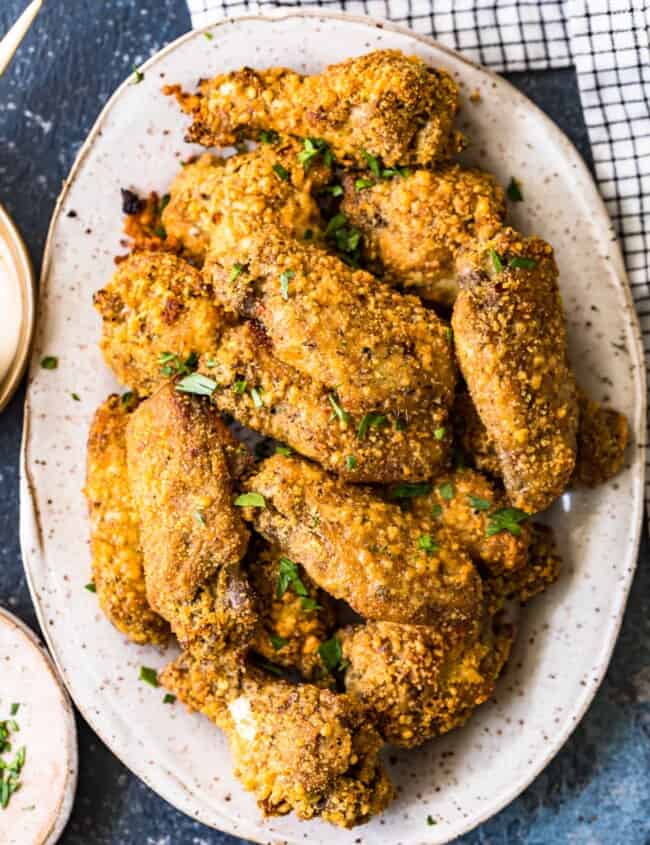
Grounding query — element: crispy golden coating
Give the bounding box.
[121,190,184,257]
[242,454,482,628]
[170,50,463,167]
[573,388,629,486]
[247,541,336,680]
[453,390,502,478]
[486,522,562,609]
[162,141,330,263]
[340,615,513,749]
[161,652,394,827]
[204,220,456,415]
[452,228,579,513]
[94,251,225,394]
[126,383,256,657]
[407,467,531,574]
[200,322,451,483]
[341,165,505,304]
[84,393,171,645]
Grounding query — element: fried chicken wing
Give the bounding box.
[161,652,394,827]
[199,322,451,483]
[452,228,579,512]
[247,540,336,680]
[170,50,463,167]
[126,383,256,657]
[204,220,456,415]
[162,140,330,263]
[241,454,482,628]
[84,393,171,645]
[340,614,513,749]
[94,250,225,394]
[406,467,531,574]
[341,165,505,305]
[573,388,629,486]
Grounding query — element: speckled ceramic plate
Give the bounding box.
[19,12,646,845]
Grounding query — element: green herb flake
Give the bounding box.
[509,255,537,270]
[176,373,218,397]
[250,386,263,408]
[139,666,159,687]
[121,391,135,406]
[467,495,491,511]
[362,149,381,179]
[298,137,333,170]
[203,30,214,40]
[394,416,407,431]
[322,184,343,197]
[279,269,295,301]
[328,393,350,425]
[388,482,432,500]
[272,163,290,181]
[507,177,523,202]
[488,248,504,273]
[319,636,344,672]
[234,492,266,509]
[301,597,323,612]
[275,444,292,456]
[325,213,346,236]
[259,129,280,144]
[193,510,206,527]
[233,379,247,395]
[431,503,443,519]
[276,557,309,599]
[445,326,453,342]
[163,694,176,704]
[270,635,288,651]
[355,178,375,190]
[382,166,411,179]
[40,356,58,370]
[345,455,357,470]
[438,481,455,501]
[427,814,437,826]
[418,534,439,555]
[486,507,529,537]
[84,582,96,593]
[303,228,314,240]
[131,65,144,85]
[229,262,245,282]
[357,413,387,441]
[434,426,446,440]
[259,659,284,676]
[71,392,80,402]
[9,706,19,718]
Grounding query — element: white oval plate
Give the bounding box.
[20,12,646,845]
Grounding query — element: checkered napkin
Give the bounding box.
[188,0,650,508]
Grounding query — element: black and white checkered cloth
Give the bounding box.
[188,0,650,508]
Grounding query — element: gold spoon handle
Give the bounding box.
[0,0,42,78]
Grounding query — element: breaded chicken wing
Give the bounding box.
[406,467,531,574]
[453,228,579,512]
[85,393,171,645]
[94,251,225,394]
[160,652,394,827]
[126,383,256,657]
[341,165,505,304]
[198,322,452,483]
[169,50,463,167]
[162,140,331,263]
[204,220,456,415]
[241,454,482,629]
[573,388,629,486]
[340,614,513,749]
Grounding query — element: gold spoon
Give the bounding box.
[0,0,42,77]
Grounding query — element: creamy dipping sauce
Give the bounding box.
[0,235,22,385]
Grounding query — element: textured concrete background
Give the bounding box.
[0,2,648,843]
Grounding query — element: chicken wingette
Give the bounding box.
[573,388,629,486]
[126,382,256,658]
[452,228,579,512]
[84,393,171,645]
[169,49,463,167]
[160,652,394,827]
[204,220,456,415]
[240,454,482,629]
[341,165,505,305]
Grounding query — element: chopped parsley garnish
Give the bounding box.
[362,149,381,179]
[40,356,58,370]
[486,507,529,537]
[298,137,334,170]
[158,351,198,377]
[438,481,455,501]
[418,534,439,555]
[301,597,322,612]
[318,636,345,672]
[131,65,144,84]
[322,184,343,197]
[275,444,292,456]
[324,212,362,264]
[9,705,19,718]
[272,163,289,181]
[445,326,453,342]
[279,269,295,301]
[163,694,176,704]
[233,379,247,395]
[276,557,309,598]
[270,634,288,651]
[85,582,96,593]
[357,413,387,440]
[139,666,159,687]
[328,393,350,424]
[488,248,504,273]
[388,482,432,500]
[259,659,284,676]
[345,455,358,470]
[431,504,443,519]
[467,495,491,511]
[394,416,407,431]
[259,129,280,144]
[250,386,263,408]
[325,213,346,236]
[303,228,314,240]
[382,166,411,179]
[71,392,80,402]
[355,178,374,190]
[121,391,135,406]
[229,262,245,282]
[203,31,214,40]
[509,255,537,270]
[507,177,523,202]
[427,814,437,826]
[234,492,266,508]
[434,426,446,440]
[193,510,206,527]
[175,373,218,396]
[0,712,26,810]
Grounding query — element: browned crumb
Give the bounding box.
[573,388,629,486]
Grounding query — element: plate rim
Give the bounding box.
[19,10,647,845]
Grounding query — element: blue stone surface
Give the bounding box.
[0,2,648,843]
